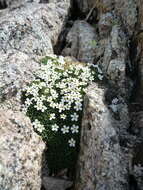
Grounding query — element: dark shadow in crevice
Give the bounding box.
[0,1,7,9]
[54,0,85,55]
[39,0,49,4]
[129,175,141,190]
[40,147,49,190]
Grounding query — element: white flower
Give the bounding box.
[61,125,69,134]
[74,102,82,111]
[32,119,44,133]
[68,138,76,147]
[34,99,47,112]
[112,98,118,104]
[71,125,79,134]
[71,113,79,121]
[51,124,59,132]
[60,114,66,120]
[25,98,31,107]
[49,113,56,120]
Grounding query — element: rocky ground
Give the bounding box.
[1,0,143,190]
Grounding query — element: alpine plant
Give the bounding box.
[21,55,102,173]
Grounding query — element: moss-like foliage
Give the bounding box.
[21,55,102,174]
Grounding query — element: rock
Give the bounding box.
[62,20,97,63]
[0,0,71,101]
[0,0,70,56]
[0,109,45,190]
[42,177,73,190]
[98,12,113,38]
[76,0,113,14]
[0,51,40,102]
[0,1,71,189]
[0,0,48,10]
[74,1,135,188]
[114,0,137,36]
[75,84,129,190]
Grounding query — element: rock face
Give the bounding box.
[75,84,129,190]
[64,0,143,189]
[42,177,73,190]
[0,51,39,102]
[0,1,71,190]
[0,0,71,101]
[62,20,97,63]
[0,109,45,190]
[0,1,70,56]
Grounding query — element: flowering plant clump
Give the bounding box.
[21,55,102,173]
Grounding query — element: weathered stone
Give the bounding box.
[0,0,71,101]
[74,1,137,188]
[0,1,71,189]
[98,13,113,38]
[76,0,113,14]
[42,177,73,190]
[0,0,70,56]
[62,20,97,63]
[75,84,129,190]
[0,109,45,190]
[0,51,40,101]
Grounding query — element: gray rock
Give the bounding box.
[0,0,71,101]
[0,0,70,56]
[0,1,71,190]
[62,20,97,63]
[98,13,113,38]
[42,177,73,190]
[0,109,45,190]
[0,51,40,102]
[75,84,129,190]
[74,1,137,189]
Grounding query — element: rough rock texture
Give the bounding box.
[0,109,45,190]
[0,1,70,56]
[69,0,143,189]
[42,177,73,190]
[0,1,71,190]
[75,84,129,190]
[0,0,71,102]
[62,20,97,63]
[0,51,39,102]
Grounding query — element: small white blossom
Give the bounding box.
[51,124,59,132]
[61,125,69,134]
[23,55,96,149]
[49,113,56,120]
[32,119,44,133]
[25,98,32,107]
[71,113,79,121]
[74,102,82,111]
[112,98,118,104]
[68,138,76,147]
[60,114,66,120]
[71,125,79,134]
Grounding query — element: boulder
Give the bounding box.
[75,84,129,190]
[0,51,40,102]
[0,0,71,101]
[0,1,71,189]
[0,0,70,56]
[0,109,45,190]
[62,20,97,63]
